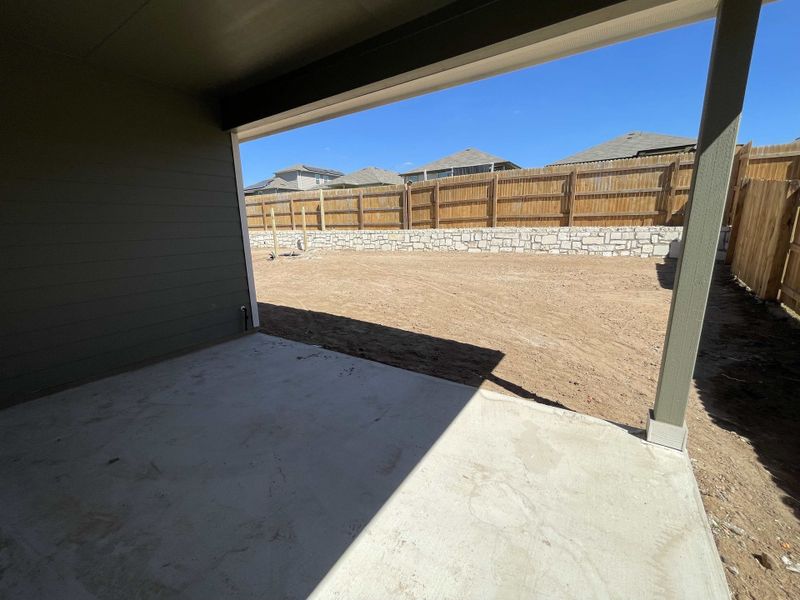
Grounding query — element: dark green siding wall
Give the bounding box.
[0,43,252,404]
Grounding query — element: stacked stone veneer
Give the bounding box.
[250,226,731,260]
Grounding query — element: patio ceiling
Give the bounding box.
[0,0,722,139]
[0,0,452,94]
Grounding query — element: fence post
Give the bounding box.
[433,181,440,229]
[665,157,682,225]
[301,206,308,251]
[289,198,296,230]
[357,191,364,229]
[403,184,411,230]
[726,178,750,263]
[270,208,279,258]
[724,141,752,225]
[725,142,752,263]
[318,190,326,231]
[408,187,413,230]
[261,198,268,231]
[566,170,577,226]
[401,185,406,229]
[491,172,499,227]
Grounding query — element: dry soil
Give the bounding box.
[253,249,800,600]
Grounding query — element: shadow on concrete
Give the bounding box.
[661,261,800,517]
[0,331,499,598]
[258,302,569,411]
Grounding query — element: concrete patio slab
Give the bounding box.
[0,334,727,599]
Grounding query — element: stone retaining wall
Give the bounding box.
[250,226,731,260]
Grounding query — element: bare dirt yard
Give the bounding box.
[253,248,800,599]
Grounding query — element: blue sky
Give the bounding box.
[241,1,799,185]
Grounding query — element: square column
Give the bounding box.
[648,0,761,450]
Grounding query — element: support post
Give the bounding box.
[648,0,761,451]
[357,191,364,229]
[262,199,268,231]
[289,197,296,230]
[318,190,326,231]
[566,170,577,227]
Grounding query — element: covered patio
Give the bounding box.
[1,0,768,597]
[0,334,727,598]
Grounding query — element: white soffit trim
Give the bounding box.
[235,0,717,141]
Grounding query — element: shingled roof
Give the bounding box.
[550,132,696,165]
[242,176,298,194]
[401,148,519,175]
[274,164,343,176]
[325,167,403,188]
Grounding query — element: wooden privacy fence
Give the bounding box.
[246,186,406,231]
[728,178,800,314]
[406,153,694,228]
[245,140,800,232]
[246,153,696,231]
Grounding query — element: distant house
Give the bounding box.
[244,164,343,195]
[550,131,696,165]
[401,148,520,183]
[324,167,403,189]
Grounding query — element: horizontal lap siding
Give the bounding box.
[0,43,250,403]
